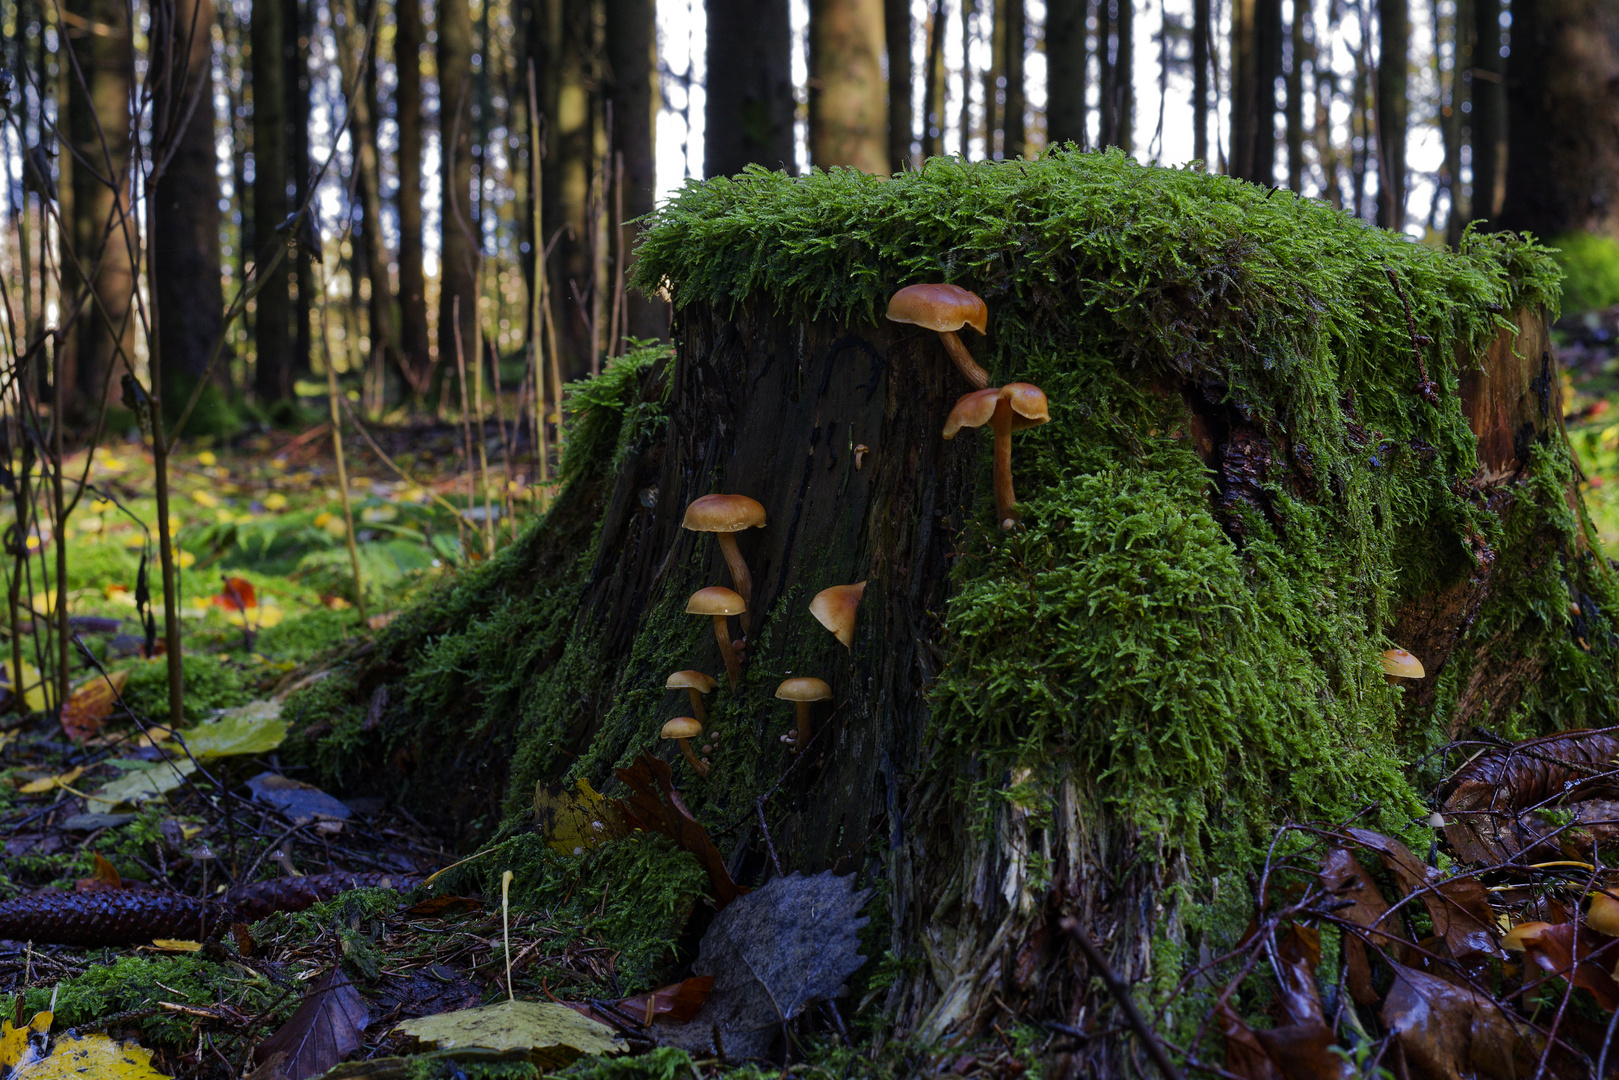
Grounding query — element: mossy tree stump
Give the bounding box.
[309,153,1615,1077]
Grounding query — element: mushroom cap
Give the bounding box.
[666,670,718,693]
[776,676,833,702]
[661,716,704,740]
[1589,891,1619,937]
[1000,383,1049,430]
[1500,920,1553,953]
[1379,648,1425,679]
[943,388,1001,439]
[687,586,747,616]
[683,493,767,533]
[886,283,988,335]
[810,582,866,648]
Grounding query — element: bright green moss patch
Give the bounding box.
[120,654,250,722]
[25,954,286,1045]
[1549,231,1619,314]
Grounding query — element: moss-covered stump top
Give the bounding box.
[625,149,1608,855]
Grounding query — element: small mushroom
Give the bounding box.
[886,284,991,389]
[810,582,866,649]
[944,383,1050,528]
[687,586,747,688]
[1589,891,1619,936]
[660,716,709,777]
[776,677,832,754]
[1500,920,1554,953]
[683,494,767,634]
[666,670,718,723]
[1380,648,1425,685]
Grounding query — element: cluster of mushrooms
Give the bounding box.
[658,493,866,776]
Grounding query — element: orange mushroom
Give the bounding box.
[776,677,832,754]
[1380,648,1425,685]
[810,582,866,649]
[687,587,746,689]
[944,383,1050,528]
[683,494,767,634]
[666,670,718,723]
[886,284,991,389]
[661,717,709,777]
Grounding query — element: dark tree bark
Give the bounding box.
[1230,0,1279,181]
[1376,0,1409,229]
[1047,0,1086,148]
[1097,0,1132,151]
[396,0,431,390]
[291,0,313,384]
[338,0,395,385]
[438,0,480,376]
[1001,0,1025,157]
[251,0,292,404]
[1497,0,1619,239]
[1286,0,1307,190]
[809,0,888,171]
[1469,0,1505,222]
[923,0,945,159]
[61,0,135,417]
[885,0,915,171]
[706,0,795,176]
[1193,0,1210,165]
[984,0,1000,156]
[150,0,225,421]
[604,0,666,341]
[1442,0,1468,246]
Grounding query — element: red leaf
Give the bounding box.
[617,975,714,1025]
[74,853,124,893]
[215,577,258,612]
[1516,920,1619,1011]
[613,753,746,908]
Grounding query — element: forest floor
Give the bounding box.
[4,305,1619,1079]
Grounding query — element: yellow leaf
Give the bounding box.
[91,500,115,514]
[534,778,624,855]
[395,1000,624,1070]
[19,766,85,794]
[0,1011,53,1073]
[28,590,58,618]
[262,492,289,511]
[196,451,217,467]
[323,516,348,538]
[175,550,196,569]
[190,490,219,509]
[98,455,127,471]
[313,511,333,528]
[12,1030,170,1079]
[4,658,48,713]
[147,939,203,952]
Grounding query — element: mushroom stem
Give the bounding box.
[793,701,814,754]
[938,330,991,390]
[716,533,753,635]
[713,615,742,689]
[687,688,707,724]
[675,737,710,777]
[991,398,1017,527]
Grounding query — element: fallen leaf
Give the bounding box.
[179,700,287,758]
[1343,828,1497,961]
[0,1011,53,1074]
[11,1031,171,1079]
[247,772,352,823]
[658,871,870,1059]
[1252,1023,1347,1080]
[567,976,715,1028]
[535,777,628,855]
[614,753,745,907]
[89,757,199,807]
[1514,920,1619,1010]
[76,852,124,892]
[60,670,130,742]
[393,999,625,1069]
[253,968,369,1080]
[147,939,203,952]
[214,577,256,612]
[1441,729,1619,863]
[1270,924,1327,1027]
[1320,847,1394,1004]
[18,766,85,795]
[2,658,48,714]
[1219,1005,1282,1080]
[1381,962,1533,1080]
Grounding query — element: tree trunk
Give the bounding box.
[545,0,598,381]
[1001,0,1026,158]
[1046,0,1086,149]
[604,0,666,342]
[339,0,395,386]
[923,0,945,159]
[884,0,915,171]
[1442,0,1468,246]
[150,0,225,426]
[808,0,888,171]
[1376,0,1408,230]
[1497,0,1619,239]
[396,0,431,392]
[251,0,292,405]
[61,0,135,420]
[1469,0,1504,222]
[1286,0,1307,191]
[705,0,795,177]
[438,0,480,380]
[1230,0,1278,181]
[291,0,314,385]
[1193,0,1209,165]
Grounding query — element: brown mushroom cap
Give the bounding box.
[775,677,833,702]
[1001,383,1050,430]
[1379,648,1425,679]
[666,670,718,693]
[661,717,704,740]
[682,494,767,534]
[943,388,1001,439]
[886,283,988,335]
[687,586,746,616]
[810,582,866,648]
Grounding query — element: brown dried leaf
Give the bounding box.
[1343,828,1496,960]
[75,853,124,893]
[613,753,745,908]
[1320,847,1393,1004]
[1381,962,1531,1080]
[565,976,715,1028]
[253,968,369,1080]
[59,670,128,742]
[1219,1006,1282,1080]
[1517,920,1619,1011]
[1252,1023,1349,1080]
[1270,924,1325,1027]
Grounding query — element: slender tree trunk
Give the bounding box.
[1497,0,1619,239]
[1469,0,1504,221]
[395,0,430,392]
[1441,0,1467,246]
[1097,0,1115,146]
[1193,0,1209,165]
[885,0,914,170]
[1047,0,1086,148]
[150,0,225,427]
[604,0,664,341]
[1114,0,1133,153]
[291,0,313,382]
[251,0,291,404]
[438,0,480,378]
[706,0,795,176]
[1000,0,1026,157]
[961,0,978,152]
[1286,0,1307,190]
[1230,0,1254,176]
[546,0,599,381]
[809,0,888,171]
[342,0,395,382]
[61,0,135,419]
[923,0,945,158]
[1376,0,1408,230]
[984,0,1001,157]
[1315,29,1341,208]
[1351,29,1370,217]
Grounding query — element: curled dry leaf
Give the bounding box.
[1343,828,1496,961]
[613,752,745,907]
[1381,962,1534,1080]
[252,968,370,1080]
[1514,919,1619,1011]
[565,975,715,1028]
[1320,847,1394,1005]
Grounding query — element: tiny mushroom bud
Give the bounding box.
[661,716,709,777]
[811,582,866,649]
[1380,648,1425,685]
[886,284,991,389]
[776,677,832,754]
[687,586,747,689]
[666,669,718,723]
[683,494,767,634]
[944,383,1050,528]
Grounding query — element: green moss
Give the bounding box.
[1549,231,1619,313]
[120,653,250,722]
[24,954,285,1045]
[255,607,355,664]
